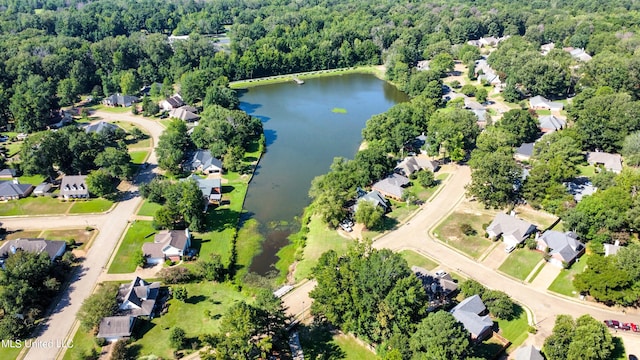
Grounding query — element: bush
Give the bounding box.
[528,326,538,334]
[460,223,476,236]
[95,337,107,347]
[158,266,191,284]
[169,327,186,349]
[460,84,476,97]
[525,237,537,250]
[450,80,461,89]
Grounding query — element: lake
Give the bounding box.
[239,73,408,275]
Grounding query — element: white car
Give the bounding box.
[435,269,448,277]
[505,244,516,253]
[339,223,353,232]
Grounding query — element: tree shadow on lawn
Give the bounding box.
[203,208,241,232]
[298,322,346,360]
[186,295,207,304]
[133,319,156,341]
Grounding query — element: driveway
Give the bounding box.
[529,263,562,291]
[481,243,510,270]
[16,112,165,360]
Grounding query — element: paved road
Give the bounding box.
[13,112,165,360]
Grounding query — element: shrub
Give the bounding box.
[460,84,477,97]
[169,327,186,349]
[450,80,461,89]
[95,337,107,347]
[525,237,537,250]
[158,266,191,284]
[460,223,476,236]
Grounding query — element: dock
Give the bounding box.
[293,77,304,85]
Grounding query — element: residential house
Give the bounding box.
[117,277,161,317]
[566,177,596,202]
[416,60,430,71]
[529,96,564,111]
[0,180,34,200]
[464,98,485,110]
[467,36,509,48]
[486,213,537,247]
[475,59,502,87]
[60,175,89,199]
[513,345,544,360]
[604,240,622,257]
[412,266,458,299]
[33,182,52,196]
[140,83,162,96]
[395,156,439,176]
[564,47,592,62]
[142,229,191,264]
[587,151,623,173]
[0,238,66,264]
[538,115,566,133]
[160,94,185,111]
[450,295,494,341]
[169,106,200,122]
[371,173,410,200]
[0,168,17,179]
[514,142,535,162]
[354,188,389,213]
[540,43,555,56]
[103,93,139,107]
[183,174,221,205]
[187,150,223,174]
[470,109,488,125]
[97,316,136,343]
[84,121,119,135]
[413,133,428,154]
[537,230,585,267]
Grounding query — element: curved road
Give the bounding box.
[1,111,166,360]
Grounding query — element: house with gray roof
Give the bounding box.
[160,94,185,111]
[103,93,139,107]
[0,238,66,264]
[412,266,458,299]
[187,150,223,174]
[538,115,566,133]
[97,316,136,343]
[371,173,410,200]
[84,121,119,135]
[486,213,537,247]
[169,106,200,122]
[529,95,564,111]
[537,230,584,267]
[395,156,439,176]
[564,47,592,62]
[515,142,535,162]
[475,59,502,87]
[587,151,623,173]
[354,188,389,212]
[60,175,89,199]
[117,277,160,317]
[142,229,191,264]
[470,109,488,125]
[541,42,555,55]
[0,180,33,200]
[566,177,596,202]
[514,345,544,360]
[450,295,494,341]
[183,175,221,205]
[0,168,17,179]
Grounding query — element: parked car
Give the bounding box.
[621,323,633,331]
[435,270,448,277]
[339,223,352,232]
[604,320,620,328]
[631,323,639,332]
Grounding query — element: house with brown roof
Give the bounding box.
[60,175,89,199]
[371,173,410,200]
[160,94,185,111]
[486,213,537,248]
[586,151,623,173]
[169,106,200,122]
[142,229,191,264]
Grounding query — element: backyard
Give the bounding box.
[498,249,543,280]
[107,221,156,274]
[298,325,378,360]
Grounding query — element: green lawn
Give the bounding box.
[68,198,114,214]
[548,254,590,297]
[107,221,156,274]
[535,109,552,116]
[0,197,73,216]
[17,174,45,185]
[234,218,265,279]
[62,327,101,360]
[298,325,378,360]
[92,104,133,113]
[129,150,150,164]
[137,200,162,217]
[400,250,439,270]
[333,334,378,359]
[294,215,353,282]
[127,138,152,149]
[40,228,94,247]
[3,141,23,157]
[499,249,543,280]
[578,164,597,178]
[0,345,24,360]
[497,304,530,350]
[433,211,495,259]
[131,282,248,359]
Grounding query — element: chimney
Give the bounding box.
[12,178,19,185]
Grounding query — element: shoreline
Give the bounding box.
[230,65,386,89]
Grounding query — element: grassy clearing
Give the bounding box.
[40,228,94,246]
[137,200,162,217]
[498,304,530,350]
[92,104,132,113]
[131,282,247,359]
[0,197,72,216]
[499,249,543,280]
[107,221,156,274]
[294,215,353,282]
[515,206,558,229]
[233,218,264,279]
[333,334,378,359]
[400,250,438,270]
[298,325,378,360]
[0,346,24,360]
[332,107,347,114]
[3,230,42,240]
[230,66,384,89]
[68,198,114,214]
[17,174,45,185]
[535,109,552,116]
[3,141,23,157]
[129,150,150,164]
[548,254,590,297]
[578,164,597,178]
[433,211,495,259]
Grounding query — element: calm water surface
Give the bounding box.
[239,73,408,275]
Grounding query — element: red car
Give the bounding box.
[621,323,632,331]
[630,323,639,332]
[604,320,620,328]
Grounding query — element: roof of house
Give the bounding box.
[169,107,200,121]
[143,229,191,259]
[464,98,485,110]
[117,277,160,316]
[565,47,592,62]
[355,188,389,211]
[60,175,89,196]
[529,96,564,110]
[0,168,17,177]
[450,295,493,338]
[604,242,622,257]
[514,345,544,360]
[566,177,596,202]
[372,173,410,199]
[162,94,185,108]
[540,230,584,263]
[395,156,438,176]
[190,150,223,171]
[0,238,66,261]
[85,121,119,134]
[538,115,566,131]
[34,182,51,193]
[416,60,430,71]
[0,181,33,198]
[104,93,139,106]
[411,266,458,295]
[184,175,221,201]
[486,213,537,244]
[470,109,487,122]
[515,143,535,158]
[97,316,135,339]
[586,151,623,173]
